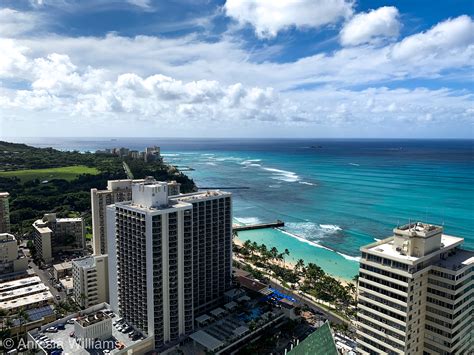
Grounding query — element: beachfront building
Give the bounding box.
[145,145,161,162]
[33,213,85,263]
[356,222,473,355]
[0,233,28,275]
[91,178,180,255]
[72,254,109,308]
[106,182,232,350]
[0,192,10,233]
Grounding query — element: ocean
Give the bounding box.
[8,137,474,280]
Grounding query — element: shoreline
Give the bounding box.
[233,236,353,286]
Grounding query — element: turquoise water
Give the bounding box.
[236,228,359,280]
[11,138,474,280]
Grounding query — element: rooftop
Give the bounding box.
[0,233,16,243]
[434,248,474,271]
[53,261,72,271]
[0,276,42,292]
[172,190,230,203]
[73,256,97,269]
[56,217,83,223]
[77,310,110,327]
[288,322,338,355]
[0,283,49,302]
[1,289,53,311]
[29,303,149,355]
[0,192,9,198]
[363,234,463,263]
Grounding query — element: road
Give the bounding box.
[123,161,134,179]
[29,260,66,304]
[266,278,348,325]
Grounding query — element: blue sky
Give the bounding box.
[0,0,473,138]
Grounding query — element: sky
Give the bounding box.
[0,0,473,138]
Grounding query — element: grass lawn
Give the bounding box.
[0,165,100,182]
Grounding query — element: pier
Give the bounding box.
[198,186,250,190]
[233,220,284,231]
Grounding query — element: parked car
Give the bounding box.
[45,327,58,333]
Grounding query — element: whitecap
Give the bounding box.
[205,162,217,166]
[262,167,299,182]
[349,163,360,166]
[319,224,342,232]
[234,217,261,225]
[336,252,360,262]
[277,229,333,251]
[299,181,316,186]
[161,153,180,157]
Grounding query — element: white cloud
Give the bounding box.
[0,8,473,137]
[340,6,400,46]
[0,8,42,37]
[392,15,474,60]
[224,0,353,38]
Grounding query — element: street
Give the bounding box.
[29,259,66,304]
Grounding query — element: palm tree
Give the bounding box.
[281,248,290,267]
[295,259,305,275]
[270,247,279,261]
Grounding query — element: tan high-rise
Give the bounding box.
[356,222,473,355]
[0,192,10,233]
[91,178,180,255]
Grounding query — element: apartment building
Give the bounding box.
[33,213,85,263]
[106,182,232,350]
[0,233,28,275]
[174,191,233,313]
[356,222,473,355]
[91,178,180,255]
[0,192,10,233]
[72,254,109,308]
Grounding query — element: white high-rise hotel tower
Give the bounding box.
[356,222,473,355]
[107,182,232,349]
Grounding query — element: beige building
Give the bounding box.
[53,261,72,281]
[33,213,85,263]
[356,222,473,355]
[0,192,10,233]
[72,254,109,308]
[0,276,54,314]
[0,233,28,275]
[91,178,180,255]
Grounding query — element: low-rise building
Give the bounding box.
[75,310,113,346]
[33,213,85,263]
[0,276,54,314]
[28,303,155,355]
[59,276,74,295]
[53,261,72,281]
[72,254,109,308]
[0,233,28,275]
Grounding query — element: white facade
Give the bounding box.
[106,182,232,351]
[356,222,473,355]
[74,311,112,344]
[0,233,28,275]
[72,254,109,308]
